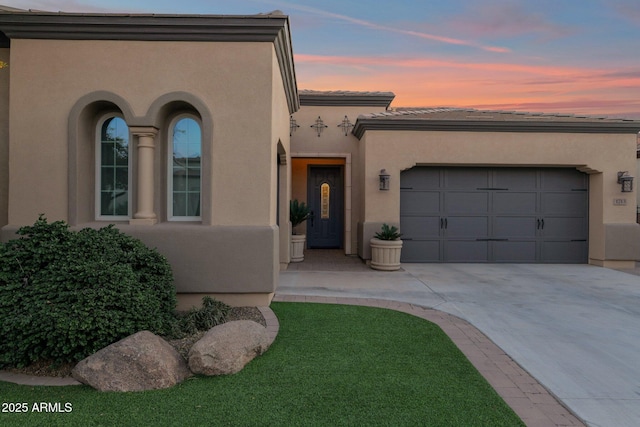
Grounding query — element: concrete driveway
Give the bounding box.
[278,263,640,427]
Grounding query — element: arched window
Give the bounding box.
[169,116,201,220]
[96,115,130,219]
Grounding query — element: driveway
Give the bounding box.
[278,263,640,427]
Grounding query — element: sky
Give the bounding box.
[3,0,640,118]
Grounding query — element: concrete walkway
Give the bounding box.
[278,260,640,427]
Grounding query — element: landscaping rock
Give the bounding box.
[188,320,270,376]
[72,331,192,392]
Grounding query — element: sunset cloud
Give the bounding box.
[295,53,640,118]
[2,0,638,118]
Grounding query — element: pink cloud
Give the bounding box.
[295,53,640,118]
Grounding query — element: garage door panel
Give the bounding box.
[543,217,588,239]
[447,216,489,238]
[402,240,440,262]
[401,215,441,238]
[445,240,489,262]
[446,169,489,188]
[494,216,537,238]
[495,168,537,189]
[493,241,537,262]
[445,192,489,213]
[543,169,588,190]
[541,241,588,263]
[400,191,440,214]
[493,192,537,214]
[543,192,587,215]
[402,168,440,189]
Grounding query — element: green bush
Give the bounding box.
[0,216,177,367]
[176,296,230,337]
[374,223,403,241]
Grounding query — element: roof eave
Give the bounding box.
[0,11,300,113]
[0,13,288,42]
[299,93,395,108]
[352,118,640,139]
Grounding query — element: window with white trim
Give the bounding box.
[169,116,202,220]
[96,115,131,219]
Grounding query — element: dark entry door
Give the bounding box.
[307,166,343,248]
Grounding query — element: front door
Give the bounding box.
[307,166,343,248]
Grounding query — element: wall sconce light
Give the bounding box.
[310,116,328,137]
[379,169,390,190]
[618,171,634,192]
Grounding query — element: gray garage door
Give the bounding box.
[400,167,588,263]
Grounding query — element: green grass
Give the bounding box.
[0,303,524,426]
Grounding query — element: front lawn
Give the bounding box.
[0,302,523,426]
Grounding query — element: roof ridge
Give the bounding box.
[366,107,638,122]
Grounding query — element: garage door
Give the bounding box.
[400,167,588,263]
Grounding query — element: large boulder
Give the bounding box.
[72,331,192,392]
[188,320,270,376]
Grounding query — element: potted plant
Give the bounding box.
[370,223,403,271]
[290,199,311,262]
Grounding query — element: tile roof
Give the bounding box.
[353,107,640,138]
[362,107,639,123]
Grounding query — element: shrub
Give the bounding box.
[374,223,403,241]
[0,216,177,367]
[176,296,230,337]
[290,199,311,229]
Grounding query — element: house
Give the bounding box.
[1,7,639,308]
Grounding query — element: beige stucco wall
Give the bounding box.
[7,39,277,226]
[270,51,293,266]
[290,104,387,254]
[358,130,640,264]
[0,47,9,229]
[3,38,292,301]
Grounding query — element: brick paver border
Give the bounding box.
[273,294,586,427]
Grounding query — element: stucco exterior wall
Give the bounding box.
[0,47,8,229]
[270,49,293,266]
[7,39,277,226]
[3,37,292,303]
[358,130,640,265]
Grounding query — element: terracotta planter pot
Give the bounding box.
[290,234,306,262]
[370,238,403,271]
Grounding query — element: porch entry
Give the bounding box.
[307,166,344,248]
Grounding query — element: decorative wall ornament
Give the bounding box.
[338,115,354,136]
[310,116,328,137]
[289,115,300,136]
